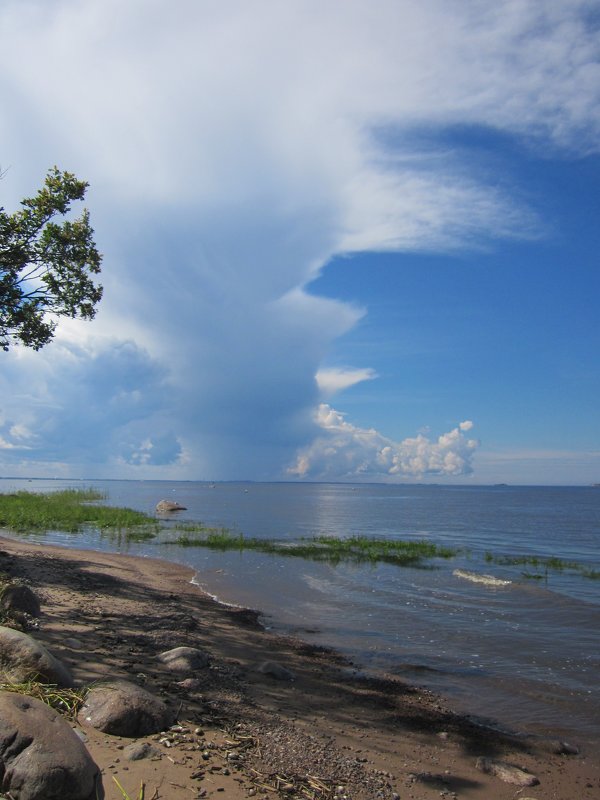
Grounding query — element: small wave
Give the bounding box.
[453,569,511,587]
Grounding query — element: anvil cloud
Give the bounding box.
[0,1,598,481]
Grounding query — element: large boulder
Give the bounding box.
[0,584,41,617]
[0,691,103,800]
[78,680,172,737]
[0,627,72,686]
[157,646,210,673]
[155,500,187,513]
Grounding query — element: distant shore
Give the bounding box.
[0,534,598,800]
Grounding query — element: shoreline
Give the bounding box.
[0,534,598,800]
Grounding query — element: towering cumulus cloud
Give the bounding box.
[0,1,598,479]
[289,407,478,480]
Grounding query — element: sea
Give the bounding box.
[1,478,599,748]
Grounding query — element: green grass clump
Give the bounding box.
[167,528,457,567]
[0,679,88,718]
[0,489,157,539]
[485,551,599,580]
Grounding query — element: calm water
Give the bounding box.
[1,479,599,746]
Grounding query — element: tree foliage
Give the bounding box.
[0,167,103,351]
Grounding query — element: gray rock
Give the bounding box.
[0,585,41,617]
[174,677,202,691]
[476,757,539,786]
[155,500,187,513]
[78,680,172,737]
[546,739,580,756]
[63,638,84,650]
[123,741,161,761]
[158,646,210,673]
[0,691,103,800]
[0,627,72,686]
[256,661,295,681]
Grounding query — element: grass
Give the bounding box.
[0,489,158,539]
[113,778,145,800]
[167,528,458,567]
[0,679,88,718]
[484,551,600,580]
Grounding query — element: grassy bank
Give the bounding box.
[0,489,157,539]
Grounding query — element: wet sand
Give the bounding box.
[0,535,597,800]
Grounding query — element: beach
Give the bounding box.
[0,535,597,800]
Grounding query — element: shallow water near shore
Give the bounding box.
[1,478,599,747]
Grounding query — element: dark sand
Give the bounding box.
[0,535,597,800]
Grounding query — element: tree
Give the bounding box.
[0,167,103,351]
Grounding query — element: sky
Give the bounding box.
[0,0,599,485]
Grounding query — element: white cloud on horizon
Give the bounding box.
[0,1,598,480]
[288,405,478,480]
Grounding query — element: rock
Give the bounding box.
[174,677,202,691]
[256,661,295,681]
[476,757,539,786]
[545,739,580,756]
[155,500,187,513]
[0,585,41,617]
[63,638,84,650]
[123,741,161,761]
[158,646,210,673]
[0,626,73,686]
[78,680,172,737]
[0,691,103,800]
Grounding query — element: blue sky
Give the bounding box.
[0,0,599,484]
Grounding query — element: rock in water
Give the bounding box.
[155,500,187,513]
[476,757,539,786]
[78,680,172,737]
[0,691,103,800]
[0,626,72,686]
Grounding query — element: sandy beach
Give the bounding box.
[0,535,597,800]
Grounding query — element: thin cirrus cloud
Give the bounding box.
[0,1,598,479]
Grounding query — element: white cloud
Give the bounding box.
[288,405,479,480]
[0,1,597,479]
[316,367,378,398]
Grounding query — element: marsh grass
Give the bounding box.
[0,489,158,538]
[168,528,457,567]
[485,551,599,579]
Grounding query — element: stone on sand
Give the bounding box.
[0,584,41,617]
[0,691,102,800]
[123,741,162,761]
[256,660,295,680]
[158,646,210,673]
[476,757,539,786]
[0,626,72,686]
[78,680,172,737]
